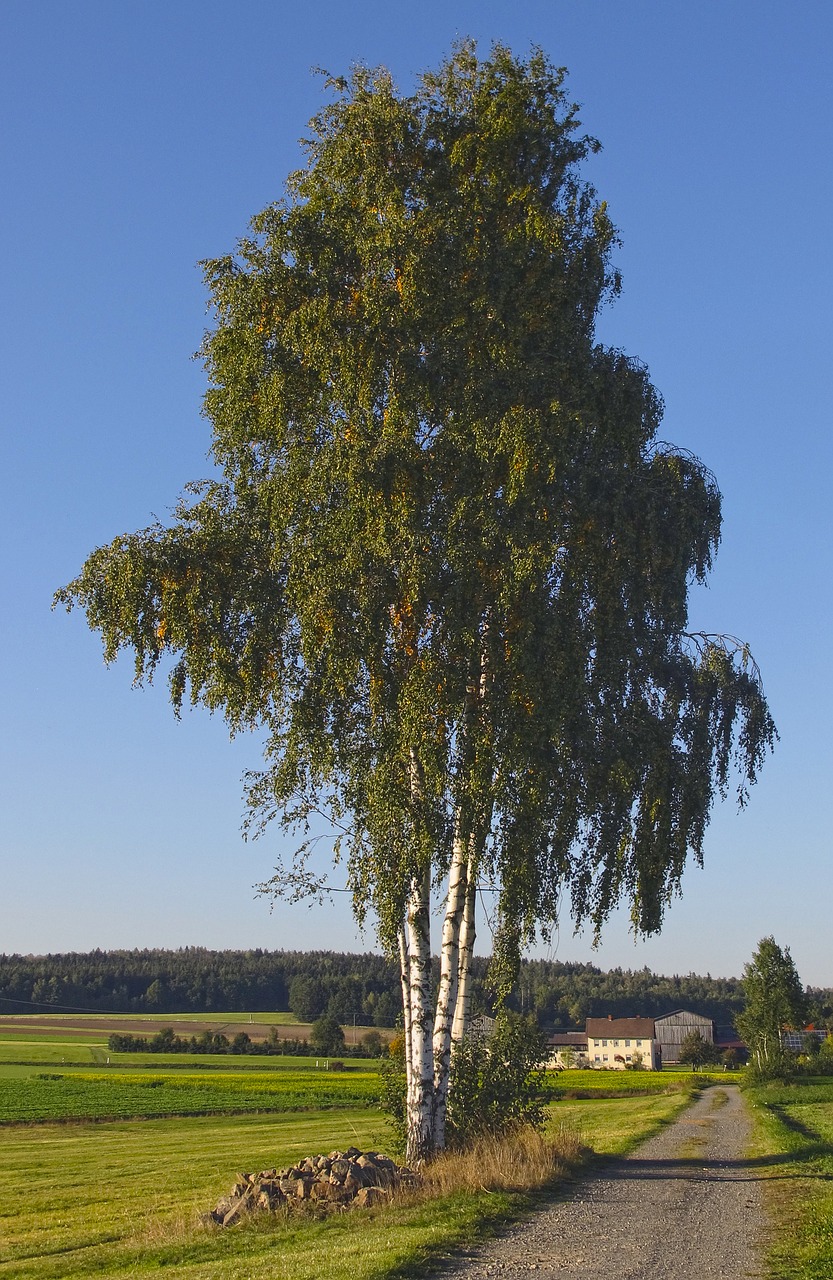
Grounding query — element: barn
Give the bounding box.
[654,1009,716,1064]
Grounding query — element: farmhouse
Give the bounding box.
[468,1014,497,1040]
[546,1030,589,1068]
[548,1009,739,1070]
[585,1016,660,1069]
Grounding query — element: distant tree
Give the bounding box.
[678,1028,715,1070]
[816,1035,833,1075]
[736,937,806,1077]
[149,1026,176,1052]
[144,979,165,1010]
[310,1013,346,1056]
[288,975,326,1022]
[361,1029,383,1057]
[371,991,400,1029]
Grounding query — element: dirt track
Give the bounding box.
[439,1085,763,1279]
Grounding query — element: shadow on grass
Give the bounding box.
[767,1104,827,1145]
[594,1149,833,1182]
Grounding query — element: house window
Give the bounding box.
[594,1055,600,1062]
[602,1039,608,1047]
[613,1040,619,1047]
[603,1054,609,1062]
[625,1039,631,1047]
[635,1039,642,1047]
[626,1055,632,1061]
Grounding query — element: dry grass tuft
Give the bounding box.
[422,1124,585,1197]
[140,1126,586,1248]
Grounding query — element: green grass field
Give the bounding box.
[0,1014,710,1279]
[548,1067,724,1097]
[0,1108,387,1279]
[0,1085,697,1279]
[746,1077,833,1280]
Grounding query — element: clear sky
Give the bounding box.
[2,2,831,987]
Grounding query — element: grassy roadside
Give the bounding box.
[550,1085,697,1157]
[0,1082,701,1279]
[745,1079,833,1279]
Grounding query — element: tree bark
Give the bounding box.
[397,927,412,1083]
[431,823,469,1149]
[452,859,477,1042]
[405,866,434,1165]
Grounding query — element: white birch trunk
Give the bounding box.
[397,927,412,1083]
[451,861,476,1042]
[448,613,489,1047]
[405,866,434,1164]
[430,823,469,1149]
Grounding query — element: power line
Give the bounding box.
[0,994,130,1015]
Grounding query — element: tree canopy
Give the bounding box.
[57,43,776,1158]
[677,1028,719,1069]
[737,936,806,1076]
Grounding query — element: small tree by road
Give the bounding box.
[678,1029,718,1070]
[736,937,806,1078]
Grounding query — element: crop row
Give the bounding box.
[0,1069,379,1124]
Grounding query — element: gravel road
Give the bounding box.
[437,1085,764,1279]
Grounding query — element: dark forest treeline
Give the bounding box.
[0,949,401,1025]
[2,949,830,1028]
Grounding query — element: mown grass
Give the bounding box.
[0,1074,701,1279]
[745,1078,833,1279]
[549,1087,697,1156]
[547,1067,721,1099]
[0,1015,711,1279]
[0,1108,384,1278]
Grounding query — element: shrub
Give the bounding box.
[745,1048,798,1083]
[361,1029,383,1057]
[445,1015,548,1149]
[378,1036,407,1151]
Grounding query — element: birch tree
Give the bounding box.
[57,44,776,1162]
[737,937,806,1075]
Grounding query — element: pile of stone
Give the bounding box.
[209,1147,418,1226]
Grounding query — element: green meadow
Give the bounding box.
[746,1077,833,1280]
[0,1014,710,1279]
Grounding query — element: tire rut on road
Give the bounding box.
[436,1084,764,1280]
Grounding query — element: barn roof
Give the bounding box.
[654,1009,715,1025]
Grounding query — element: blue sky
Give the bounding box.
[2,2,831,986]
